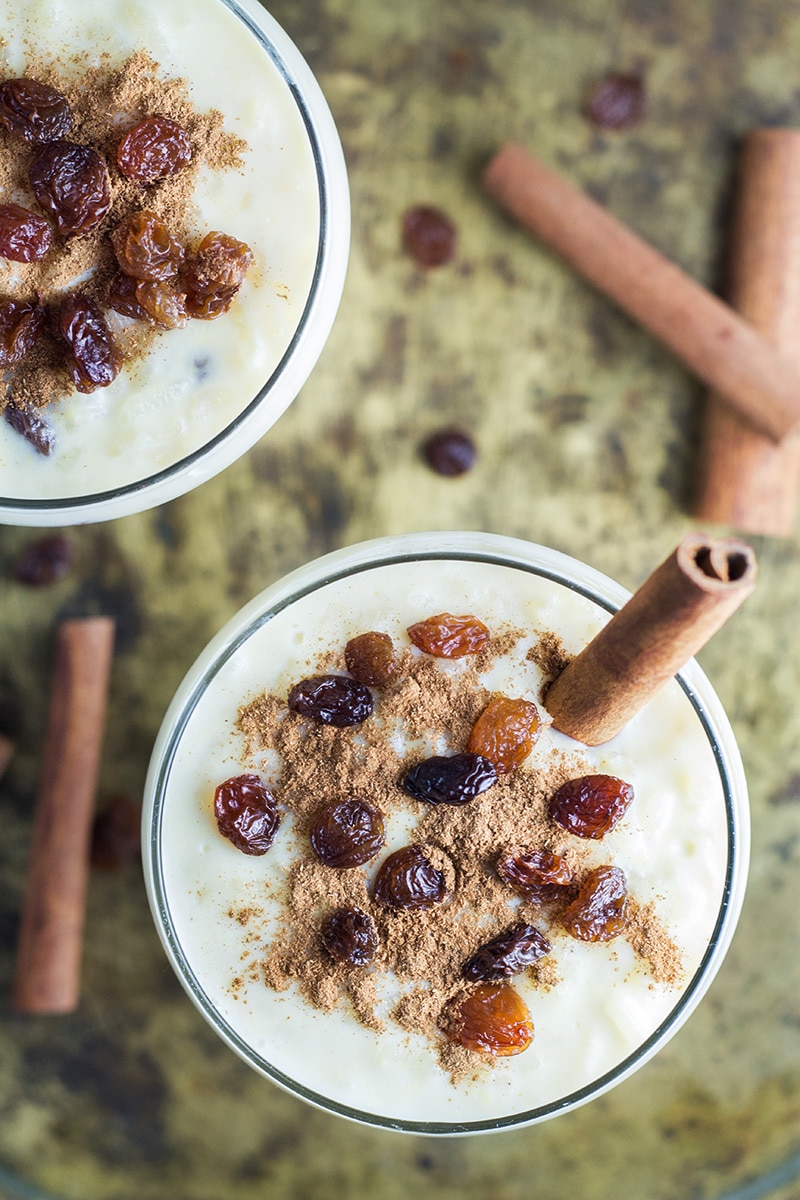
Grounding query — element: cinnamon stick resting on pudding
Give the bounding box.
[694,130,800,535]
[14,617,115,1014]
[481,142,800,442]
[545,533,756,745]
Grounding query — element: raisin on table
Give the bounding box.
[345,631,399,687]
[407,612,490,657]
[402,752,497,806]
[310,798,385,868]
[117,115,192,185]
[422,428,476,476]
[402,205,457,268]
[14,534,72,586]
[214,773,279,855]
[468,695,540,774]
[0,296,46,367]
[29,142,111,236]
[0,77,73,142]
[112,210,185,281]
[550,774,634,839]
[562,864,629,941]
[462,922,550,982]
[0,204,52,262]
[584,72,647,130]
[288,674,373,727]
[59,294,121,393]
[445,982,533,1056]
[372,844,448,909]
[321,906,379,967]
[184,231,253,320]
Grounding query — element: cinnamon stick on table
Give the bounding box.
[14,617,115,1015]
[481,142,800,442]
[0,733,13,782]
[694,130,800,535]
[545,532,756,745]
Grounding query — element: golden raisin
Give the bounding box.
[562,865,628,942]
[407,612,490,658]
[445,983,533,1056]
[344,631,399,687]
[496,848,573,904]
[184,231,253,319]
[117,115,192,185]
[468,695,540,773]
[550,774,634,839]
[111,210,185,281]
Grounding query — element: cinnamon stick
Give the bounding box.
[0,733,13,781]
[545,532,756,745]
[694,130,800,535]
[14,617,115,1014]
[481,142,800,442]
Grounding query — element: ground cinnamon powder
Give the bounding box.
[235,627,685,1082]
[0,49,249,418]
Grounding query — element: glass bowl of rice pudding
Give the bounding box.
[143,532,749,1135]
[0,0,349,525]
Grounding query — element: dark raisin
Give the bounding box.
[310,798,385,868]
[112,210,185,280]
[213,773,280,855]
[345,631,399,687]
[91,795,142,870]
[117,115,193,185]
[468,695,540,774]
[184,231,253,319]
[445,983,533,1056]
[13,534,72,586]
[402,205,457,267]
[462,922,550,982]
[321,906,379,966]
[0,203,51,262]
[0,77,73,142]
[402,752,497,806]
[4,401,54,455]
[288,674,373,727]
[407,612,490,657]
[550,774,634,839]
[496,848,573,903]
[422,428,476,476]
[584,73,647,130]
[59,293,121,393]
[562,865,629,941]
[0,296,46,367]
[372,844,448,909]
[29,142,111,236]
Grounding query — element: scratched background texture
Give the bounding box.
[0,0,799,1197]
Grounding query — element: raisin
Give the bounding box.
[117,115,192,185]
[462,922,550,982]
[112,210,185,281]
[0,78,73,142]
[422,428,476,476]
[184,231,253,319]
[496,848,573,903]
[321,906,379,966]
[345,631,399,687]
[0,204,51,262]
[13,534,72,586]
[4,401,54,455]
[407,612,490,657]
[445,982,533,1056]
[107,272,148,322]
[91,795,142,870]
[584,73,647,130]
[107,272,188,329]
[213,773,280,855]
[0,296,46,367]
[288,674,373,727]
[402,205,457,268]
[29,142,111,236]
[59,293,121,393]
[550,774,634,839]
[372,844,448,909]
[402,752,497,806]
[562,865,629,942]
[468,695,540,774]
[310,798,385,868]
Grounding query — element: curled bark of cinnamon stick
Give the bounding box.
[694,129,800,535]
[481,142,800,442]
[14,617,115,1015]
[545,533,756,745]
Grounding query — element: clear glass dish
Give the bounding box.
[142,530,749,1135]
[0,0,349,526]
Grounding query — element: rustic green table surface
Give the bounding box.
[1,0,800,1197]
